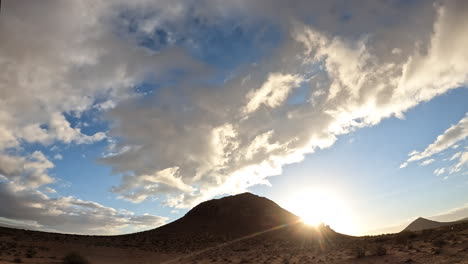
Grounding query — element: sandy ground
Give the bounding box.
[0,222,467,264]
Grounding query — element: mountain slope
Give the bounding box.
[404,217,468,232]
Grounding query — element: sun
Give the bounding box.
[282,188,356,234]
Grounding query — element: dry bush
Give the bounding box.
[432,238,446,247]
[63,252,90,264]
[395,231,416,244]
[374,245,387,256]
[25,248,36,258]
[432,247,441,255]
[352,246,366,258]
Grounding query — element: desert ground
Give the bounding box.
[1,222,468,264]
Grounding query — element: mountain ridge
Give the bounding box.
[404,216,468,232]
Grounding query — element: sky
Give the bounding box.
[0,0,467,236]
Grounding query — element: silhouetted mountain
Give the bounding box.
[126,192,339,252]
[404,217,468,232]
[144,192,301,238]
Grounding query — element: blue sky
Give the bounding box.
[0,0,467,235]
[253,88,468,234]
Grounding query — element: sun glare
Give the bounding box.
[283,188,356,234]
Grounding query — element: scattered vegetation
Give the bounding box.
[432,247,442,255]
[395,231,417,244]
[373,245,387,256]
[432,238,446,247]
[352,246,366,258]
[63,252,90,264]
[25,248,37,258]
[13,258,22,263]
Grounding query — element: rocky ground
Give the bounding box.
[0,221,467,264]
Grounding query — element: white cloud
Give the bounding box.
[451,151,468,173]
[420,159,435,166]
[113,167,195,203]
[402,113,468,175]
[432,202,468,222]
[405,113,468,163]
[0,151,54,189]
[434,168,445,176]
[44,187,57,194]
[0,0,203,150]
[243,73,303,114]
[0,0,201,233]
[0,181,167,235]
[450,152,463,161]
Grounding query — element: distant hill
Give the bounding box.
[404,217,468,232]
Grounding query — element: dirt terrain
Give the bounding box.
[0,193,467,264]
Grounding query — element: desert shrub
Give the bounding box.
[432,247,441,255]
[352,246,366,258]
[432,239,446,247]
[395,231,416,244]
[422,229,433,235]
[62,252,90,264]
[13,258,22,263]
[373,236,390,243]
[25,248,36,258]
[374,245,387,256]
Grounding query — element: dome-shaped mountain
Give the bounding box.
[125,192,340,253]
[152,192,300,238]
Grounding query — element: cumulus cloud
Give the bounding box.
[102,1,468,208]
[0,0,204,151]
[0,0,202,233]
[0,151,54,189]
[0,181,167,235]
